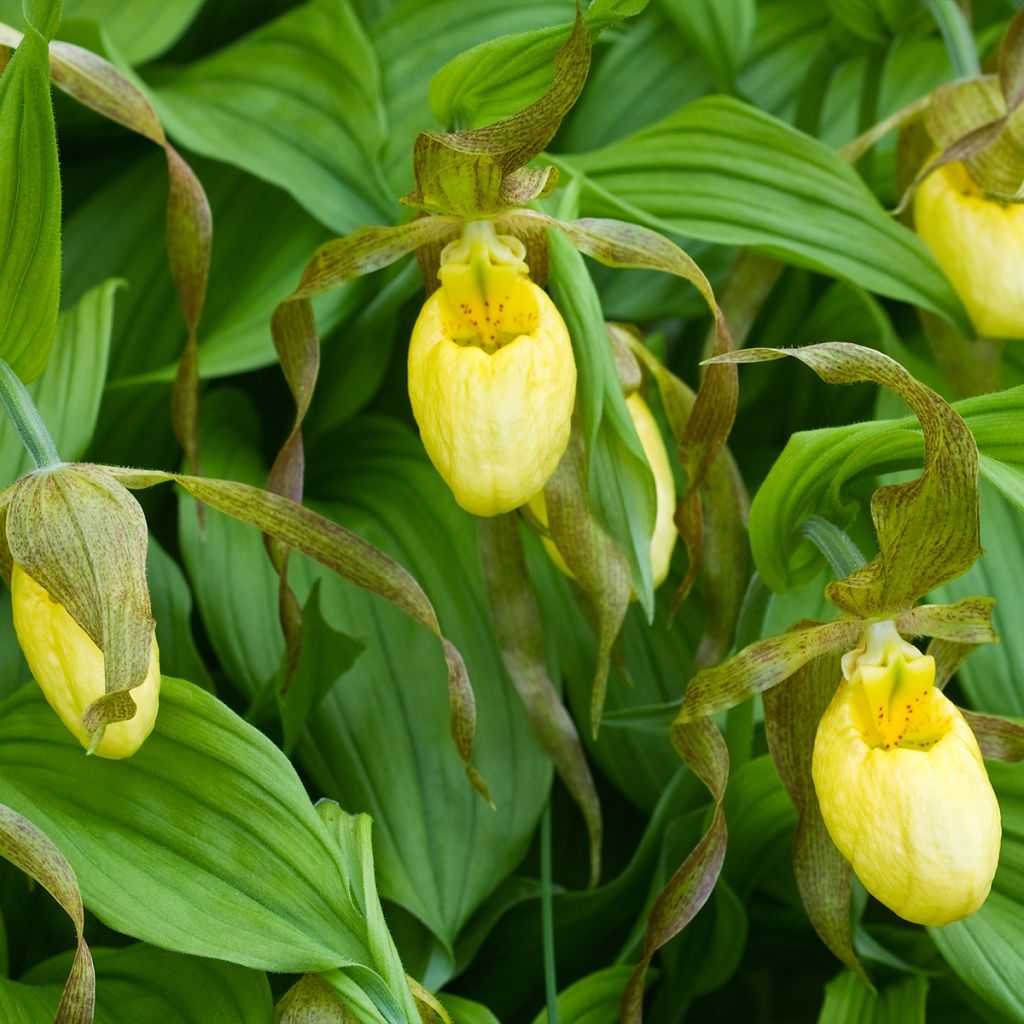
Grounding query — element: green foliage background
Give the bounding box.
[0,0,1023,1021]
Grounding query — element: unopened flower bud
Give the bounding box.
[12,564,160,758]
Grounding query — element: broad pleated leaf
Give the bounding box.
[0,678,390,976]
[10,944,272,1023]
[817,971,926,1024]
[149,0,394,234]
[565,96,970,332]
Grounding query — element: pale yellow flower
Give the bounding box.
[915,160,1024,338]
[812,620,1000,926]
[407,220,576,516]
[11,565,160,759]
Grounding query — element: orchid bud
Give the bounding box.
[812,620,1000,926]
[5,463,159,757]
[407,219,576,516]
[11,564,160,758]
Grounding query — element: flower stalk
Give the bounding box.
[0,359,61,469]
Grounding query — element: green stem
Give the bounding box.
[926,0,981,79]
[541,803,559,1024]
[0,360,60,469]
[798,515,865,580]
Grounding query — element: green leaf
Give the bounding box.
[17,944,273,1023]
[0,678,386,975]
[145,535,214,693]
[930,762,1024,1022]
[0,10,62,381]
[148,0,394,234]
[744,384,1024,593]
[0,278,119,485]
[716,343,981,616]
[565,96,971,332]
[438,994,500,1024]
[175,399,548,956]
[817,971,927,1024]
[659,0,755,94]
[274,582,364,755]
[531,965,635,1024]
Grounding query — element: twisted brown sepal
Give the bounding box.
[707,344,981,620]
[266,217,460,693]
[626,337,748,667]
[0,805,95,1024]
[479,514,602,886]
[402,12,590,218]
[5,464,154,740]
[895,13,1024,210]
[763,654,869,983]
[678,598,996,723]
[541,426,631,738]
[620,718,728,1024]
[105,467,489,802]
[0,25,214,473]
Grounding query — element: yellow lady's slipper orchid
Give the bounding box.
[812,620,1000,926]
[527,392,677,589]
[11,565,160,759]
[914,160,1024,338]
[408,220,576,517]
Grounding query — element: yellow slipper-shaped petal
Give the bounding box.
[812,620,1000,926]
[408,221,576,517]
